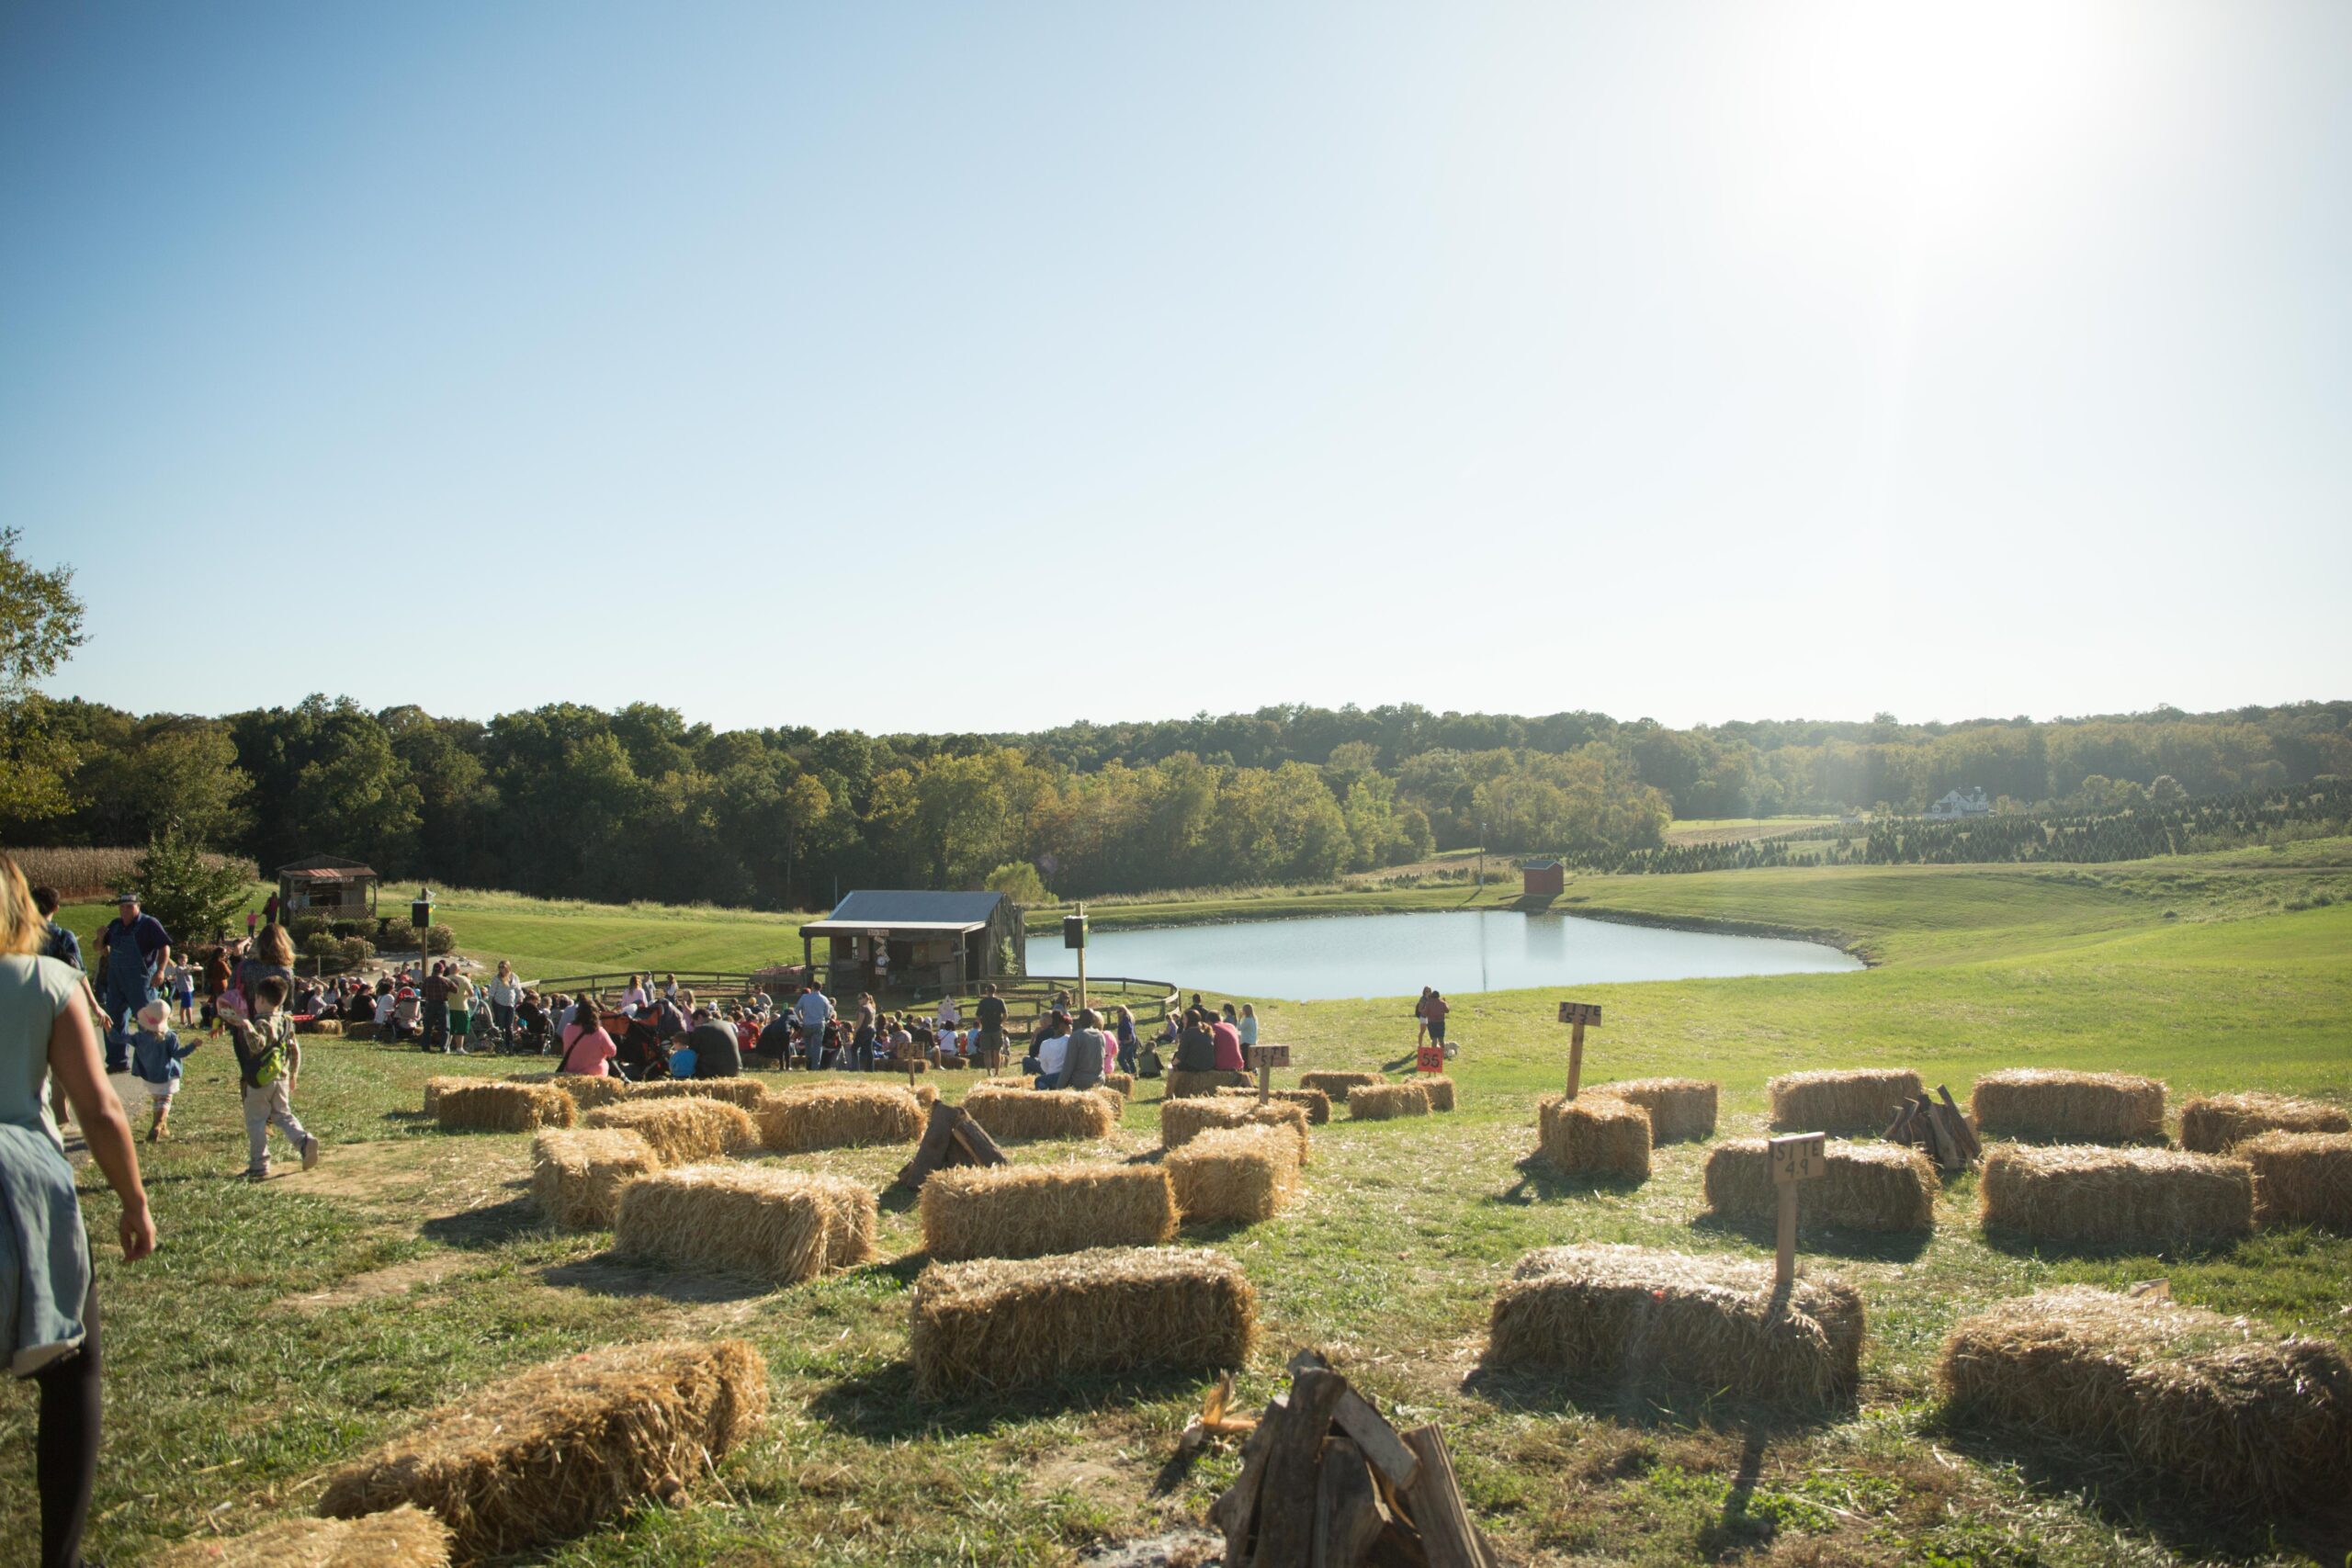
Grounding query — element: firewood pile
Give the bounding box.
[1202,1350,1504,1568]
[894,1100,1011,1190]
[1883,1085,1981,1172]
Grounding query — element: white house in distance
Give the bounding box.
[1926,787,1993,820]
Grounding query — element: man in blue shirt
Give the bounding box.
[30,886,80,970]
[98,893,172,1067]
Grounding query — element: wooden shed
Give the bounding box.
[277,855,381,923]
[1521,859,1565,897]
[799,890,1025,996]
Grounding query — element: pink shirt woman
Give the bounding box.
[557,1017,617,1077]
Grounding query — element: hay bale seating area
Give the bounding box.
[1538,1094,1651,1182]
[616,1165,876,1282]
[153,1506,452,1567]
[582,1099,757,1166]
[435,1082,577,1134]
[910,1246,1257,1397]
[920,1162,1176,1260]
[1703,1137,1938,1232]
[1767,1068,1923,1133]
[1102,1070,1136,1098]
[1970,1068,2165,1144]
[2178,1091,2350,1154]
[422,1076,467,1116]
[1593,1077,1717,1143]
[1487,1244,1866,1405]
[546,1073,631,1111]
[631,1077,769,1110]
[1216,1085,1332,1124]
[532,1128,663,1230]
[1167,1123,1301,1225]
[318,1339,768,1561]
[1349,1080,1431,1121]
[1979,1145,2252,1249]
[1159,1097,1313,1165]
[1938,1287,2352,1503]
[962,1082,1119,1143]
[1298,1070,1381,1103]
[1163,1067,1252,1098]
[753,1081,923,1153]
[2239,1130,2352,1229]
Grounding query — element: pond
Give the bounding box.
[1020,908,1860,1002]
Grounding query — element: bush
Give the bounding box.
[374,918,453,955]
[289,914,331,946]
[338,935,376,970]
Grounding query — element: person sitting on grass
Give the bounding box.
[1028,1010,1073,1089]
[1056,1008,1107,1092]
[617,1013,670,1080]
[1173,1008,1216,1073]
[684,1007,741,1078]
[555,1004,617,1077]
[1210,1007,1246,1073]
[127,998,199,1142]
[667,1034,699,1080]
[221,975,321,1180]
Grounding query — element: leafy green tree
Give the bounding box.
[0,530,87,823]
[984,861,1051,905]
[130,829,252,944]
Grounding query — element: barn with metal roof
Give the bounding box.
[799,890,1025,994]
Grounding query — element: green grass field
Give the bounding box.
[19,847,2352,1565]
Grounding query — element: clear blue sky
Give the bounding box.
[5,1,2346,733]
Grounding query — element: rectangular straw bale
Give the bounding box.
[1159,1097,1312,1165]
[435,1082,577,1134]
[1702,1137,1938,1231]
[910,1247,1256,1397]
[1102,1070,1135,1098]
[1979,1144,2251,1248]
[1217,1085,1332,1123]
[1419,1075,1456,1112]
[153,1506,451,1567]
[1938,1287,2352,1503]
[2179,1092,2350,1154]
[1767,1068,1922,1133]
[1168,1124,1300,1224]
[1164,1067,1252,1098]
[1595,1077,1717,1143]
[1970,1068,2165,1143]
[616,1164,876,1283]
[317,1339,767,1562]
[630,1077,768,1110]
[752,1081,922,1152]
[1487,1243,1865,1404]
[1298,1070,1381,1102]
[1349,1081,1431,1121]
[920,1162,1176,1260]
[548,1073,630,1111]
[532,1128,663,1230]
[582,1098,757,1165]
[422,1076,468,1116]
[2239,1130,2352,1229]
[963,1082,1118,1142]
[1538,1094,1651,1181]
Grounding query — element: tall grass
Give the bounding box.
[4,845,257,898]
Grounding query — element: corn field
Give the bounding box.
[0,847,260,900]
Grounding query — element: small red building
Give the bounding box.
[1521,859,1565,897]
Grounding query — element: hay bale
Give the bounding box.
[318,1339,767,1561]
[153,1506,450,1567]
[1419,1075,1456,1112]
[422,1076,468,1116]
[582,1099,758,1166]
[1103,1070,1135,1098]
[548,1073,631,1111]
[1979,1144,2251,1248]
[296,1017,345,1037]
[435,1082,577,1134]
[1298,1070,1381,1102]
[615,1164,876,1283]
[1594,1077,1716,1143]
[1487,1243,1865,1404]
[2240,1130,2352,1229]
[2179,1092,2350,1154]
[1938,1287,2352,1503]
[1216,1085,1332,1124]
[752,1081,922,1153]
[910,1247,1257,1397]
[1349,1081,1430,1121]
[1169,1124,1300,1225]
[963,1082,1118,1143]
[1702,1137,1938,1232]
[630,1077,768,1110]
[920,1162,1176,1260]
[1159,1097,1312,1165]
[1537,1094,1651,1181]
[532,1128,663,1230]
[1767,1068,1922,1133]
[1164,1068,1252,1098]
[1970,1068,2165,1144]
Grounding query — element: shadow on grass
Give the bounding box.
[1688,1212,1934,1264]
[1975,1224,2250,1264]
[808,1360,1207,1443]
[539,1254,772,1305]
[1461,1361,1853,1437]
[418,1196,539,1250]
[1487,1153,1645,1206]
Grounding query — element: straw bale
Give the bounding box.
[1979,1144,2251,1248]
[1168,1124,1300,1225]
[2179,1092,2350,1154]
[1164,1068,1251,1098]
[963,1082,1118,1143]
[1216,1085,1332,1124]
[1102,1071,1135,1098]
[507,1070,554,1083]
[317,1339,767,1561]
[1159,1097,1312,1165]
[1348,1081,1430,1121]
[616,1164,876,1283]
[531,1128,663,1230]
[1419,1075,1456,1112]
[296,1017,345,1037]
[1702,1137,1937,1231]
[910,1247,1256,1397]
[153,1506,450,1567]
[752,1081,922,1153]
[1298,1071,1382,1102]
[1595,1077,1717,1143]
[435,1082,577,1134]
[919,1161,1176,1260]
[581,1099,757,1165]
[631,1077,768,1110]
[1538,1094,1651,1181]
[1767,1068,1922,1133]
[422,1076,467,1116]
[1970,1068,2165,1144]
[548,1073,630,1111]
[2240,1130,2352,1229]
[1938,1287,2352,1503]
[1487,1243,1865,1404]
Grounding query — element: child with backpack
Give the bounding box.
[221,975,322,1180]
[128,998,200,1142]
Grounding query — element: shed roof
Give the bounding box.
[799,889,1011,938]
[277,856,379,881]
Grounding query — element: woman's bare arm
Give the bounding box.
[48,1001,155,1261]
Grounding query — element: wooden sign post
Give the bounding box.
[1250,1043,1291,1104]
[1555,1001,1602,1099]
[1768,1132,1826,1290]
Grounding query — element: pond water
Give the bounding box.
[1020,908,1860,1002]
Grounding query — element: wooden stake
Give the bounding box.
[1768,1131,1825,1292]
[1556,1001,1601,1100]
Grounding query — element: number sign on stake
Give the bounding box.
[1250,1044,1289,1103]
[1555,1001,1602,1099]
[1767,1132,1826,1289]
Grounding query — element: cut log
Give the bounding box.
[1332,1387,1421,1492]
[895,1101,1010,1190]
[1213,1393,1283,1568]
[1399,1425,1488,1568]
[1252,1369,1348,1568]
[1935,1085,1981,1160]
[1312,1437,1388,1568]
